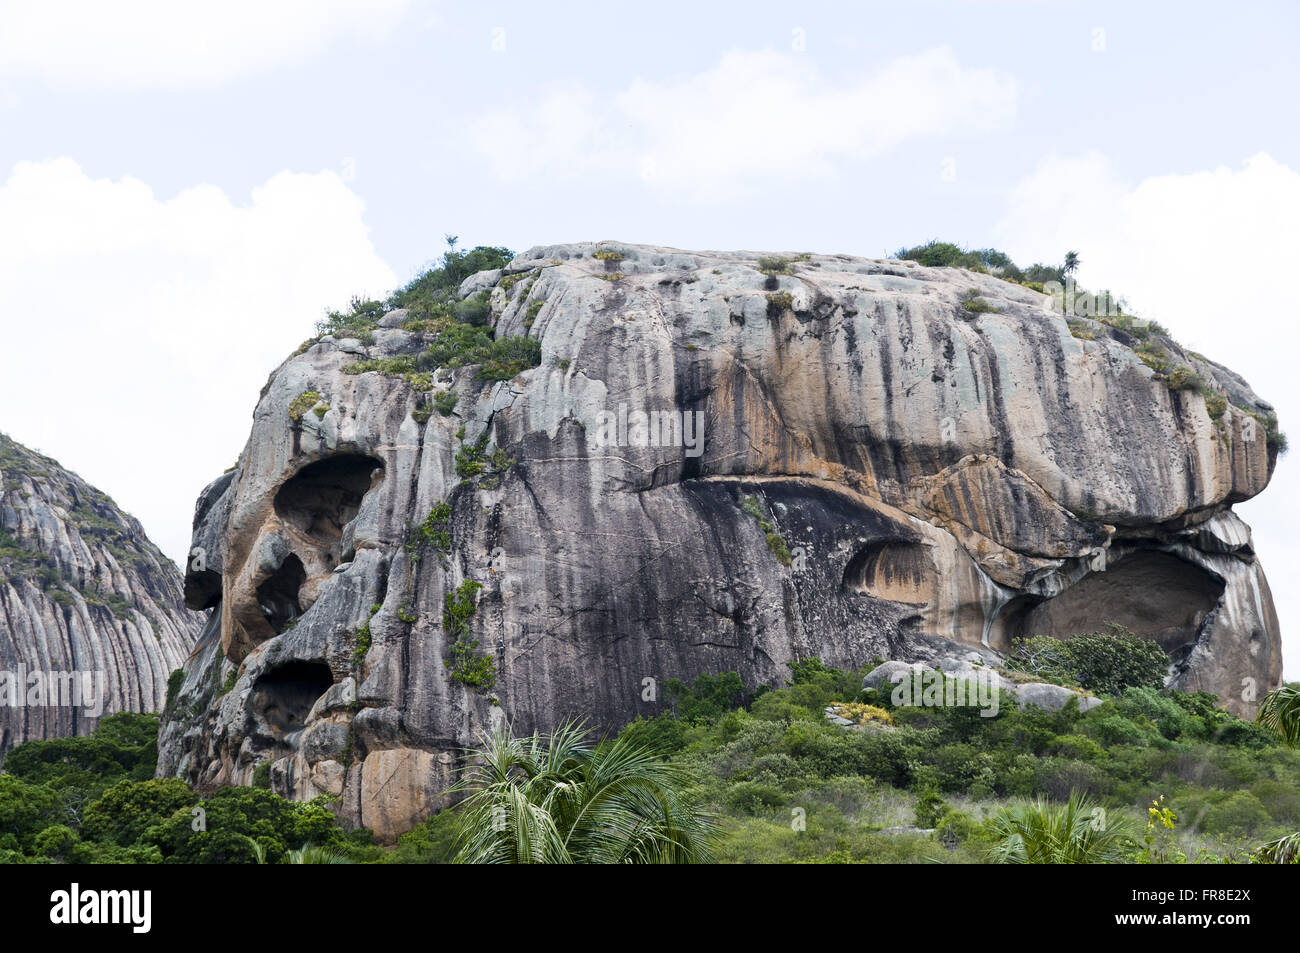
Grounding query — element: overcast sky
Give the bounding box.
[0,0,1296,675]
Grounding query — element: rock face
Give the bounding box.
[157,242,1283,840]
[0,433,201,757]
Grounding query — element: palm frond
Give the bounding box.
[1257,685,1300,748]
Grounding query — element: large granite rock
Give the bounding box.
[0,432,201,757]
[157,242,1283,840]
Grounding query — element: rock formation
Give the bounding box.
[157,242,1283,840]
[0,432,201,756]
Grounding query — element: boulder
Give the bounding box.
[156,242,1283,839]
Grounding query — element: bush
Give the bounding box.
[1007,626,1168,697]
[913,789,947,828]
[433,390,458,416]
[665,671,748,723]
[1201,791,1272,836]
[81,778,198,846]
[725,781,788,815]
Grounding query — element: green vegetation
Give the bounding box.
[1258,684,1300,748]
[766,290,793,316]
[593,249,624,262]
[524,299,544,329]
[0,713,379,864]
[5,663,1299,864]
[287,390,325,423]
[443,579,493,690]
[316,237,540,389]
[608,652,1298,863]
[756,256,792,275]
[895,240,1066,286]
[1004,625,1170,695]
[741,495,792,566]
[987,792,1135,864]
[433,389,459,417]
[453,429,514,489]
[450,721,715,863]
[408,500,453,558]
[960,288,999,314]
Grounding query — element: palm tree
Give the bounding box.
[1255,832,1300,864]
[1255,685,1300,863]
[283,844,354,864]
[451,720,716,864]
[1063,251,1081,277]
[988,792,1135,864]
[1257,684,1300,747]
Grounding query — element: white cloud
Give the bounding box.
[995,151,1300,676]
[0,0,411,88]
[0,158,397,567]
[471,47,1018,199]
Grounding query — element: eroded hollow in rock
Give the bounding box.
[184,568,222,611]
[273,454,384,543]
[256,554,305,635]
[1000,550,1225,654]
[251,660,333,736]
[843,540,934,605]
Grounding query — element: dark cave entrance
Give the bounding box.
[994,549,1225,656]
[273,454,384,543]
[256,554,305,635]
[251,660,334,736]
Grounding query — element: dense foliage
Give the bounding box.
[315,238,539,385]
[0,713,380,864]
[616,660,1299,863]
[1005,625,1171,695]
[450,721,715,863]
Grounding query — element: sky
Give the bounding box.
[0,0,1296,675]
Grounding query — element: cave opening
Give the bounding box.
[273,454,384,543]
[995,549,1225,657]
[843,539,935,605]
[251,660,334,736]
[256,554,305,635]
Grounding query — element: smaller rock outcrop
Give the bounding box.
[862,651,1103,713]
[0,432,202,756]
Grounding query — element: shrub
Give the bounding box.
[433,390,458,416]
[1006,625,1168,696]
[410,500,453,555]
[665,671,749,723]
[525,299,545,328]
[288,390,323,422]
[81,778,198,846]
[443,579,493,690]
[725,781,788,815]
[1201,791,1271,836]
[960,288,999,313]
[476,335,542,381]
[454,290,492,326]
[1166,365,1205,391]
[317,296,387,337]
[913,789,948,828]
[767,290,793,315]
[1204,392,1228,421]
